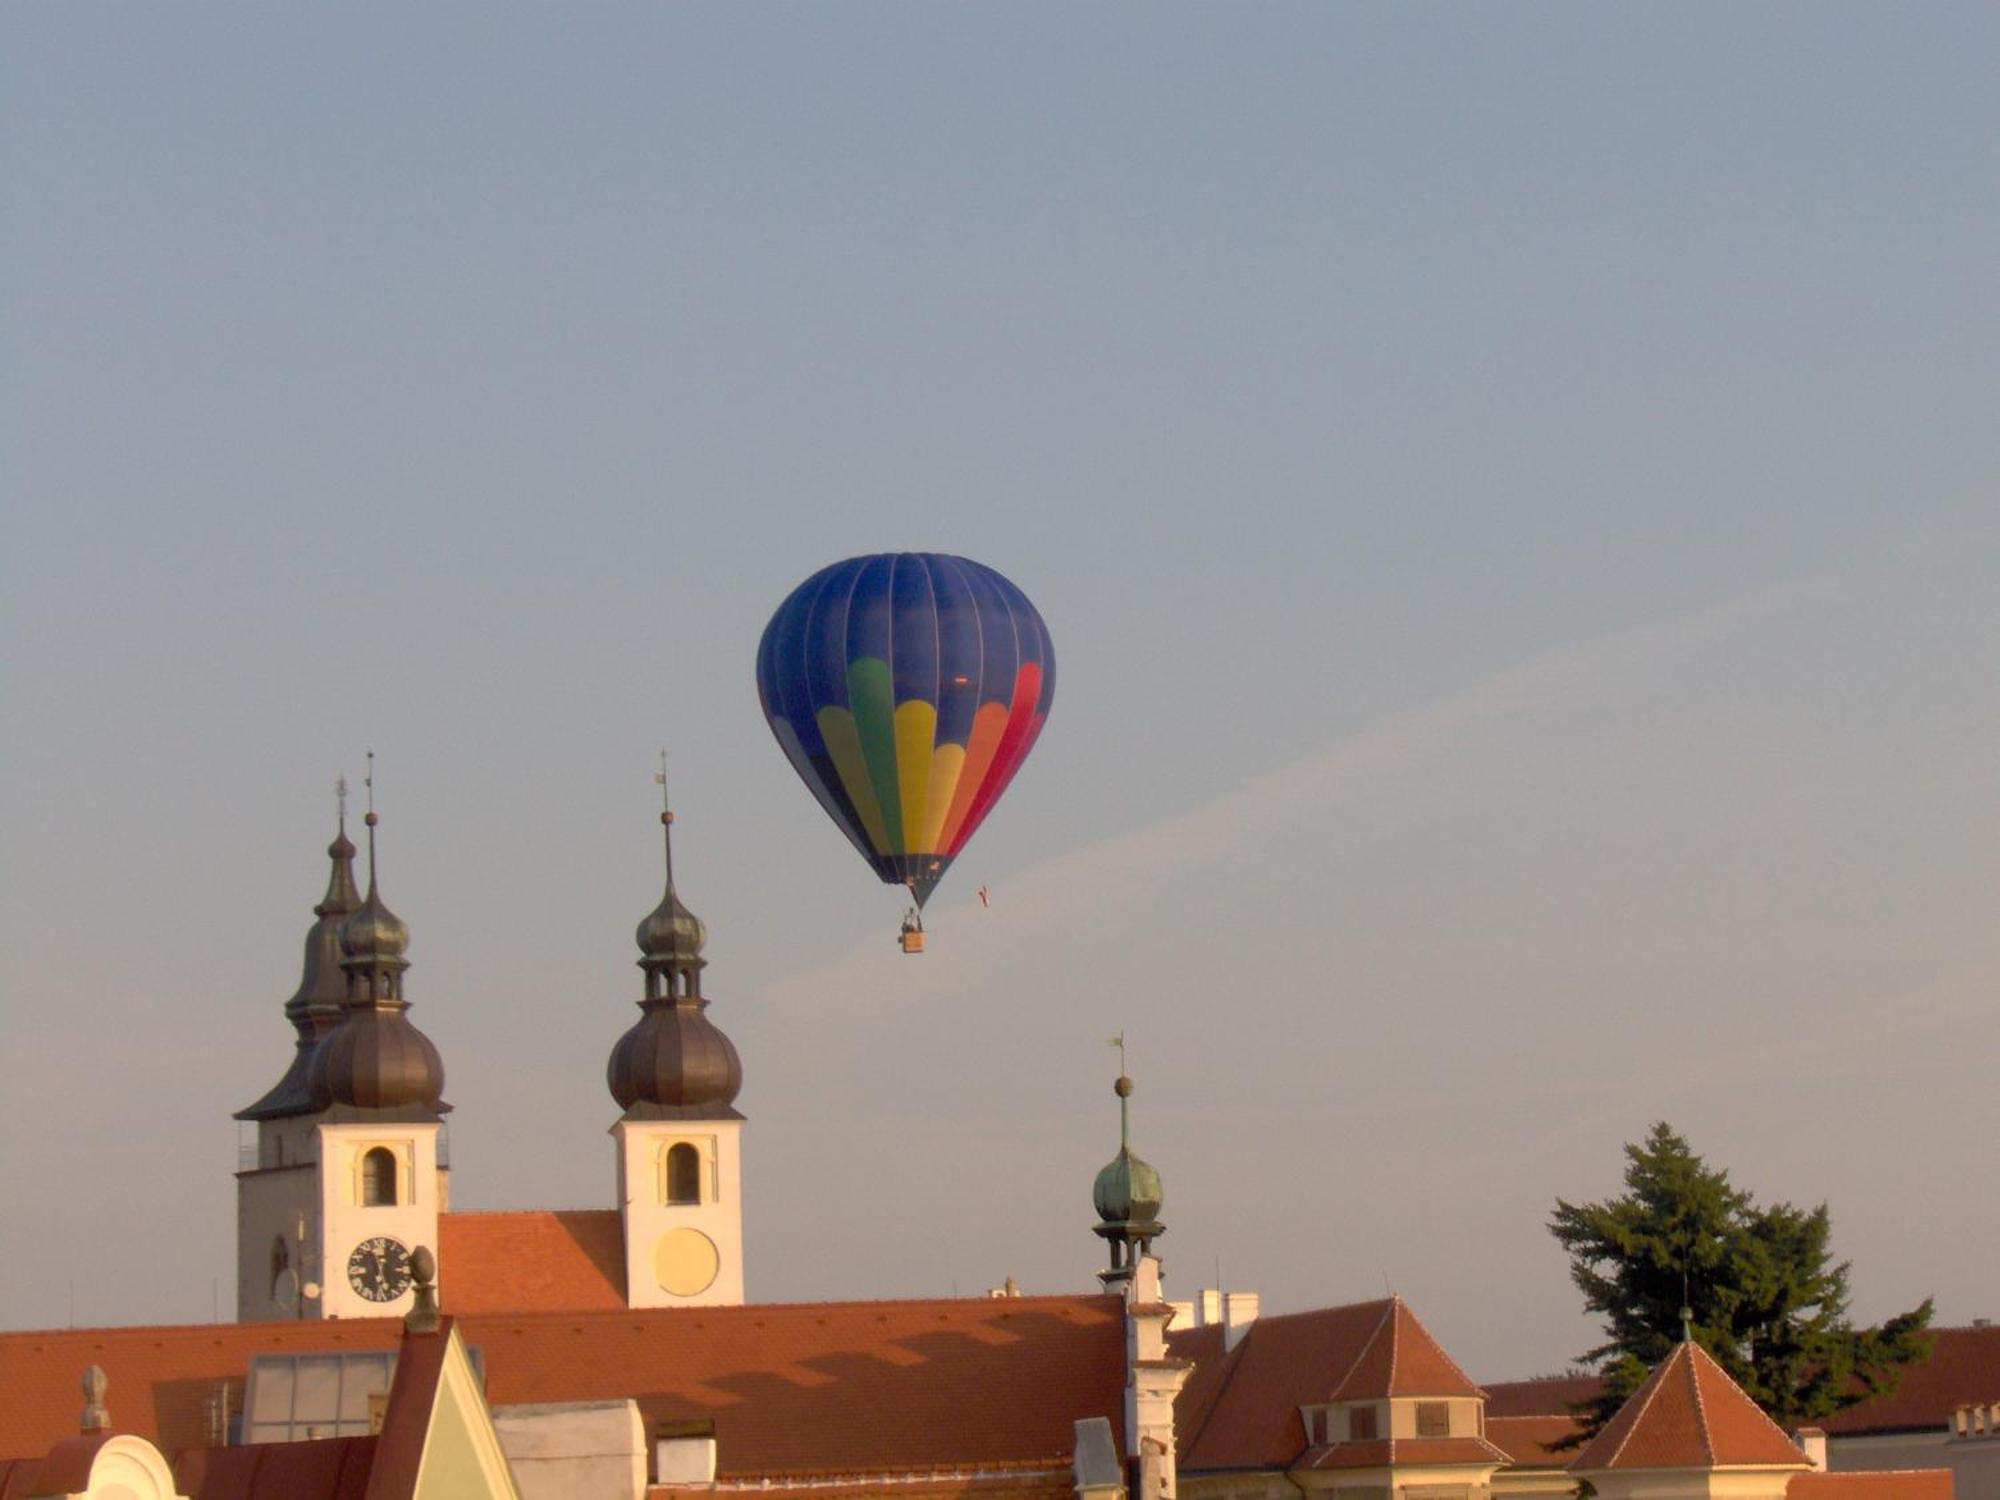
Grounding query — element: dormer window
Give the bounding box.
[1349,1405,1378,1441]
[360,1146,398,1207]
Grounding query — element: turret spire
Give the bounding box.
[1092,1036,1164,1288]
[235,777,365,1121]
[608,761,742,1119]
[308,755,448,1117]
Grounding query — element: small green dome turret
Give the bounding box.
[1091,1065,1165,1286]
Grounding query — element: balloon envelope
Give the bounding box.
[756,553,1056,908]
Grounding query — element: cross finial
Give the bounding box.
[1108,1033,1133,1149]
[654,748,676,888]
[361,750,380,890]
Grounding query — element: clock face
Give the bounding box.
[346,1236,413,1303]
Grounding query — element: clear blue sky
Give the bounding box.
[2,4,1994,1374]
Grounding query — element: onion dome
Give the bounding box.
[309,793,448,1119]
[236,803,364,1122]
[636,880,706,966]
[1092,1068,1165,1286]
[608,798,744,1120]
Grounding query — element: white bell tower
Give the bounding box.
[236,768,449,1322]
[605,766,746,1308]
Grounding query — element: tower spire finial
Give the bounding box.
[655,748,675,890]
[1109,1032,1131,1149]
[363,749,379,890]
[336,773,349,834]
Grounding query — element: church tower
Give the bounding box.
[1091,1047,1164,1288]
[606,780,746,1308]
[236,768,450,1321]
[235,793,361,1319]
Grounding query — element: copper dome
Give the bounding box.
[607,1002,742,1115]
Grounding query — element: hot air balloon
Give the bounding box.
[756,553,1055,949]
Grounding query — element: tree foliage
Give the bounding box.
[1551,1123,1932,1441]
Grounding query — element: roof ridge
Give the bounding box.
[1394,1300,1485,1396]
[1684,1344,1715,1466]
[1181,1325,1256,1461]
[445,1207,616,1218]
[1386,1298,1400,1393]
[1223,1297,1394,1330]
[1330,1301,1397,1400]
[0,1292,1123,1342]
[1601,1346,1676,1470]
[1687,1341,1808,1464]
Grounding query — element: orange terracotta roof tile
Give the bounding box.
[0,1296,1127,1478]
[1821,1326,2000,1436]
[1167,1298,1480,1473]
[1789,1471,1955,1500]
[1570,1342,1808,1473]
[1162,1322,1228,1446]
[1490,1324,2000,1443]
[1292,1436,1510,1471]
[1168,1299,1392,1470]
[437,1210,627,1314]
[170,1436,378,1500]
[1484,1415,1582,1468]
[650,1473,1075,1500]
[1480,1374,1600,1418]
[1327,1299,1483,1402]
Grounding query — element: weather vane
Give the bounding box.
[1109,1032,1127,1075]
[655,748,673,823]
[335,774,349,828]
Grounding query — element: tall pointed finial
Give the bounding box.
[1109,1032,1132,1149]
[1680,1264,1694,1343]
[655,748,675,889]
[363,749,379,886]
[336,773,349,834]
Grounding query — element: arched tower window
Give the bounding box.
[665,1142,701,1206]
[270,1237,290,1299]
[361,1146,399,1207]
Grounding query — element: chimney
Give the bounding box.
[1221,1292,1260,1352]
[655,1419,717,1484]
[80,1366,109,1434]
[1072,1416,1124,1500]
[1794,1427,1827,1471]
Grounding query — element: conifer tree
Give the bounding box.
[1551,1123,1932,1440]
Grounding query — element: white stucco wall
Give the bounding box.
[614,1118,744,1309]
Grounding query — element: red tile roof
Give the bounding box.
[1820,1327,2000,1436]
[436,1211,628,1314]
[0,1431,379,1500]
[0,1296,1127,1479]
[170,1436,378,1500]
[1292,1436,1511,1471]
[1789,1471,1955,1500]
[1487,1325,2000,1444]
[1485,1415,1582,1468]
[1481,1374,1599,1419]
[1166,1298,1480,1473]
[1328,1299,1483,1403]
[1570,1342,1809,1473]
[649,1460,1076,1500]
